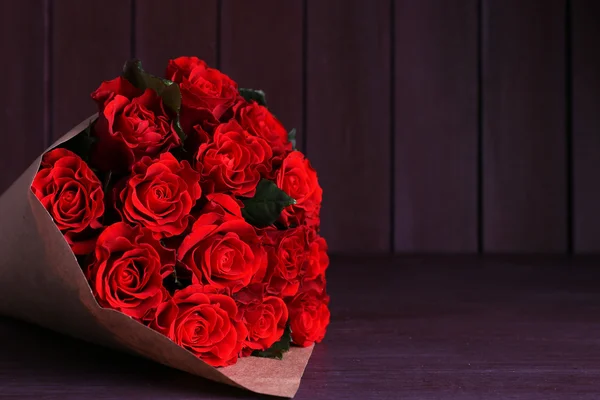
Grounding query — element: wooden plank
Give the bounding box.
[482,0,567,252]
[307,0,391,253]
[136,0,217,75]
[220,0,303,151]
[0,1,46,195]
[52,0,131,139]
[573,0,600,253]
[394,0,478,252]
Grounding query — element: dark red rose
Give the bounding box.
[166,57,238,130]
[178,203,266,294]
[31,148,104,255]
[152,284,247,367]
[117,152,201,239]
[235,286,288,355]
[276,151,322,229]
[87,222,175,320]
[196,119,272,197]
[288,281,330,347]
[90,76,181,172]
[234,100,292,159]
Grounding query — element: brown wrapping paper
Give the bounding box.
[0,115,314,398]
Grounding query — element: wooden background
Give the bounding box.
[0,0,598,255]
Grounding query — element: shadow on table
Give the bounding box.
[0,316,276,399]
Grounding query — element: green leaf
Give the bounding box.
[242,179,295,228]
[252,325,292,360]
[122,59,186,141]
[239,88,267,107]
[288,128,296,150]
[60,118,98,161]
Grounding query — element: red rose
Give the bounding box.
[263,226,326,298]
[87,222,175,320]
[234,100,292,159]
[31,148,104,255]
[196,120,272,197]
[178,203,266,293]
[235,286,288,355]
[166,57,238,129]
[288,282,330,347]
[263,229,303,298]
[117,152,201,239]
[90,76,181,172]
[153,284,247,367]
[276,151,322,229]
[304,234,329,282]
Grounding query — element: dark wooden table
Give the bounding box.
[2,255,600,399]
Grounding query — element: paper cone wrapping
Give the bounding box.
[0,116,313,398]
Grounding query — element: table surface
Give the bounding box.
[2,255,600,399]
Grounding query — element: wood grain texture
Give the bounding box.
[572,0,600,253]
[394,0,478,252]
[307,0,391,253]
[0,1,46,195]
[136,0,217,75]
[220,0,303,151]
[482,0,567,252]
[3,255,600,399]
[52,0,131,139]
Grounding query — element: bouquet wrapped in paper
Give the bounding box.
[0,57,329,398]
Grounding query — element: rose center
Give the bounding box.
[120,269,135,285]
[286,175,301,195]
[119,261,141,287]
[218,248,234,272]
[257,316,268,331]
[61,190,75,203]
[195,76,217,95]
[220,153,236,169]
[192,319,209,344]
[152,184,172,200]
[154,187,165,199]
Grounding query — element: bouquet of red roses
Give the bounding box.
[0,57,329,397]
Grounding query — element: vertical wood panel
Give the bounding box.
[307,0,391,253]
[394,0,478,252]
[220,0,303,151]
[52,0,131,139]
[136,0,217,75]
[0,1,46,195]
[573,0,600,253]
[483,0,567,252]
